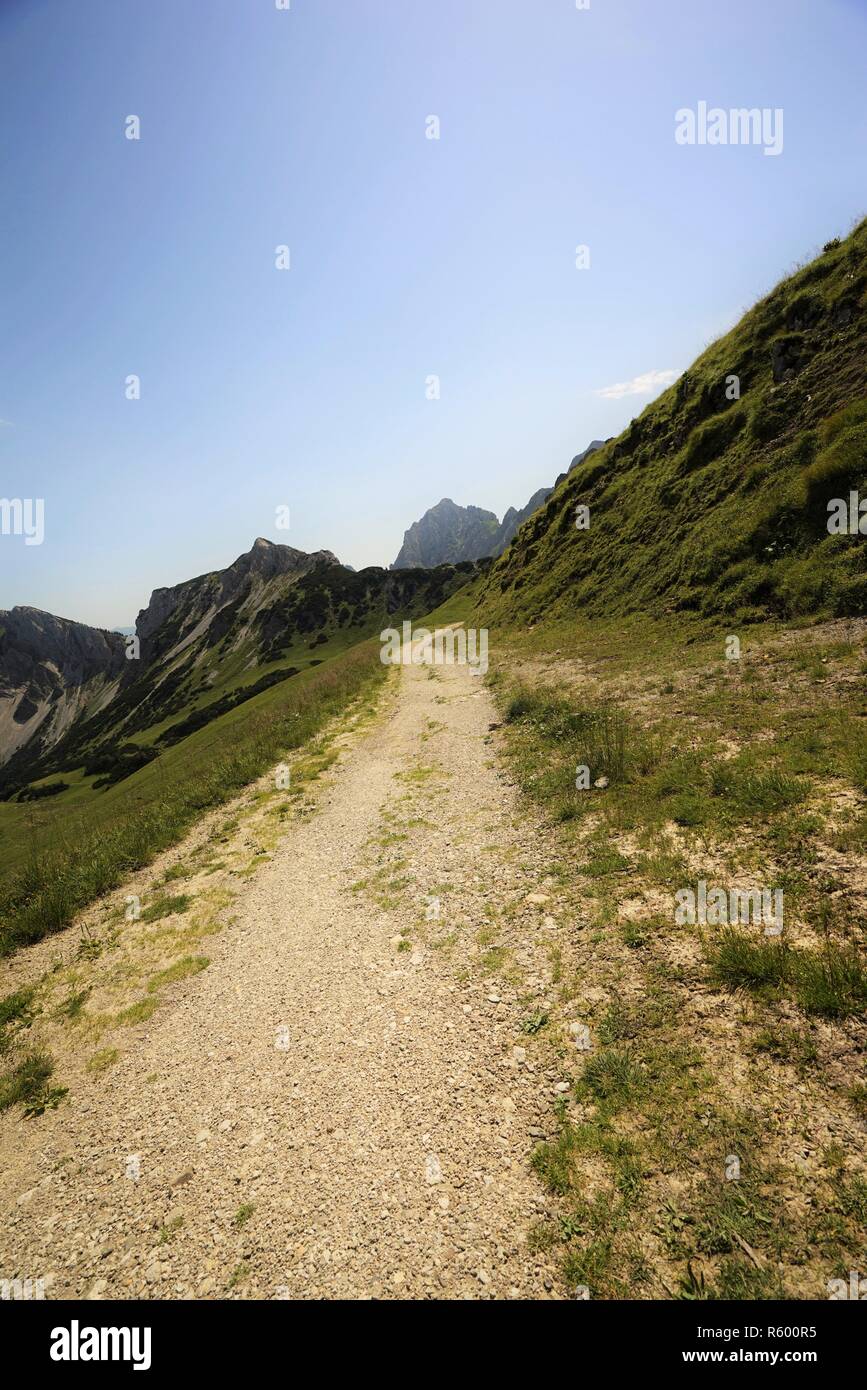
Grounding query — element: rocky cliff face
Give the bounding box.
[136,538,341,659]
[0,540,342,775]
[0,608,126,765]
[392,442,609,569]
[392,501,499,569]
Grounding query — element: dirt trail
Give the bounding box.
[1,657,567,1300]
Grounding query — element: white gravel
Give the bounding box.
[0,657,564,1300]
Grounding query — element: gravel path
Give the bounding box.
[1,656,565,1300]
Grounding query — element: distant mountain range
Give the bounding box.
[0,541,479,791]
[0,439,618,794]
[392,441,607,568]
[3,223,864,809]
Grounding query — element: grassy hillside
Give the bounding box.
[482,611,866,1298]
[479,219,867,629]
[459,226,867,1297]
[0,567,490,958]
[0,558,477,799]
[0,640,388,956]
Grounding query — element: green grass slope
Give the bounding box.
[0,559,479,800]
[0,640,387,956]
[479,220,867,628]
[0,567,490,958]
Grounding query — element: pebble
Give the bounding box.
[424,1154,443,1185]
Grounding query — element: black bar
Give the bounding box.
[4,1297,861,1375]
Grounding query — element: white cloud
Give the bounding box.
[594,368,679,401]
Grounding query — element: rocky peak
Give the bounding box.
[392,443,609,569]
[233,537,340,580]
[136,539,341,644]
[393,500,500,569]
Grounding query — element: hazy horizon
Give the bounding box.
[2,0,865,627]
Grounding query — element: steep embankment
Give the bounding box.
[479,220,867,628]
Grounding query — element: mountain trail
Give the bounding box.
[0,657,567,1300]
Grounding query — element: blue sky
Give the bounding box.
[1,0,865,628]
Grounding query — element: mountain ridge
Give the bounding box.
[0,607,127,768]
[391,441,607,570]
[478,221,867,627]
[0,538,482,788]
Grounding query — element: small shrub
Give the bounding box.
[0,1050,54,1112]
[846,1084,867,1120]
[18,781,69,802]
[505,693,537,722]
[580,1049,644,1104]
[141,895,192,924]
[520,1011,549,1035]
[0,984,37,1032]
[620,921,646,949]
[706,930,792,992]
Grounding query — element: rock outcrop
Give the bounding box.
[393,442,608,569]
[392,501,500,569]
[0,608,126,765]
